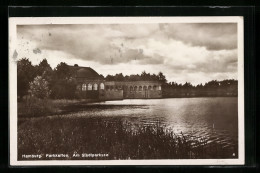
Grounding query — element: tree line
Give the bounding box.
[18,58,77,100]
[165,80,238,89]
[105,71,167,83]
[17,58,238,100]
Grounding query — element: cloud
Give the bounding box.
[16,23,238,85]
[159,23,237,50]
[17,24,161,65]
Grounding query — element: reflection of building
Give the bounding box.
[70,65,162,100]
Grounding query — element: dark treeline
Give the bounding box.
[105,72,237,89]
[162,80,238,97]
[165,80,238,90]
[17,58,238,100]
[106,71,167,83]
[18,58,78,100]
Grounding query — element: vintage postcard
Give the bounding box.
[9,17,244,165]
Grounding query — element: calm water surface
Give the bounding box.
[61,97,238,150]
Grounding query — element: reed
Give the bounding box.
[18,117,236,160]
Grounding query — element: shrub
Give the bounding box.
[29,76,50,99]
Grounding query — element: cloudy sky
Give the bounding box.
[16,23,237,85]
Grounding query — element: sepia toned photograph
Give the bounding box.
[9,17,244,165]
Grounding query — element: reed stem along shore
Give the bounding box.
[18,116,237,160]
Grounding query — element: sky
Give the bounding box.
[16,23,238,85]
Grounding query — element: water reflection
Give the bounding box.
[59,97,238,152]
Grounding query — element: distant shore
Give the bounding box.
[18,96,237,119]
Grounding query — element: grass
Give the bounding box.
[18,117,237,160]
[18,97,98,118]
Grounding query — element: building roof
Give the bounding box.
[69,65,101,79]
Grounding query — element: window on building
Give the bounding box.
[82,84,87,91]
[93,83,98,90]
[100,83,105,90]
[153,85,157,90]
[134,86,137,91]
[148,86,152,90]
[139,86,142,91]
[88,84,92,90]
[130,86,133,91]
[158,85,161,90]
[143,86,147,90]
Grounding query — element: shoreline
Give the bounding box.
[18,96,237,119]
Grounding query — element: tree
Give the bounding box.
[151,74,159,81]
[205,80,219,89]
[17,58,36,98]
[141,71,147,80]
[106,74,115,81]
[114,73,125,81]
[35,59,53,87]
[129,74,141,81]
[50,77,77,99]
[157,72,167,83]
[50,62,77,99]
[54,62,71,79]
[36,59,52,76]
[29,76,50,99]
[196,83,203,89]
[183,82,193,89]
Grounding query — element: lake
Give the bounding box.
[61,97,238,151]
[18,97,238,159]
